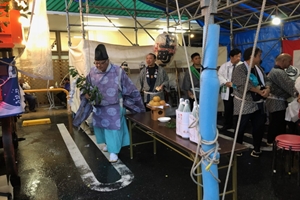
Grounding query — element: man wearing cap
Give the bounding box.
[85,44,145,162]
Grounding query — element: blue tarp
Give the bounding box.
[233,20,300,73]
[220,31,230,54]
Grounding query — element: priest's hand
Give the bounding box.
[85,94,91,100]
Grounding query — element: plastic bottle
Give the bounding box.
[191,101,198,118]
[183,99,191,112]
[181,99,191,139]
[178,98,185,111]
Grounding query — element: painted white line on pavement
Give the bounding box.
[57,123,134,192]
[87,134,137,184]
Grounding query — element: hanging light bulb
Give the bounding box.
[272,6,281,25]
[272,16,281,25]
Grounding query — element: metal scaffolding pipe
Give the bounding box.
[134,0,138,45]
[167,0,249,28]
[66,0,73,10]
[116,0,155,41]
[230,6,233,49]
[166,0,169,32]
[89,6,135,45]
[65,0,72,47]
[199,0,220,198]
[69,23,162,30]
[78,0,86,39]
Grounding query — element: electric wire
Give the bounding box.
[221,0,267,199]
[85,0,92,70]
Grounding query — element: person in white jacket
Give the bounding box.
[218,49,242,131]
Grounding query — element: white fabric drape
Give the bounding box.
[16,0,53,80]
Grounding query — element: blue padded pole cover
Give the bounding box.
[199,24,220,200]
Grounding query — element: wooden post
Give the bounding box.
[0,48,20,187]
[174,61,181,101]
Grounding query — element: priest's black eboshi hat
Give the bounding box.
[95,44,109,60]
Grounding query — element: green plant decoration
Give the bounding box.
[69,66,102,105]
[166,121,176,129]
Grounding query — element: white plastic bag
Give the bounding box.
[294,76,300,93]
[285,98,300,122]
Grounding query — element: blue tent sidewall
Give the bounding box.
[233,20,300,73]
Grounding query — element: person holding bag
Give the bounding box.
[232,47,271,157]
